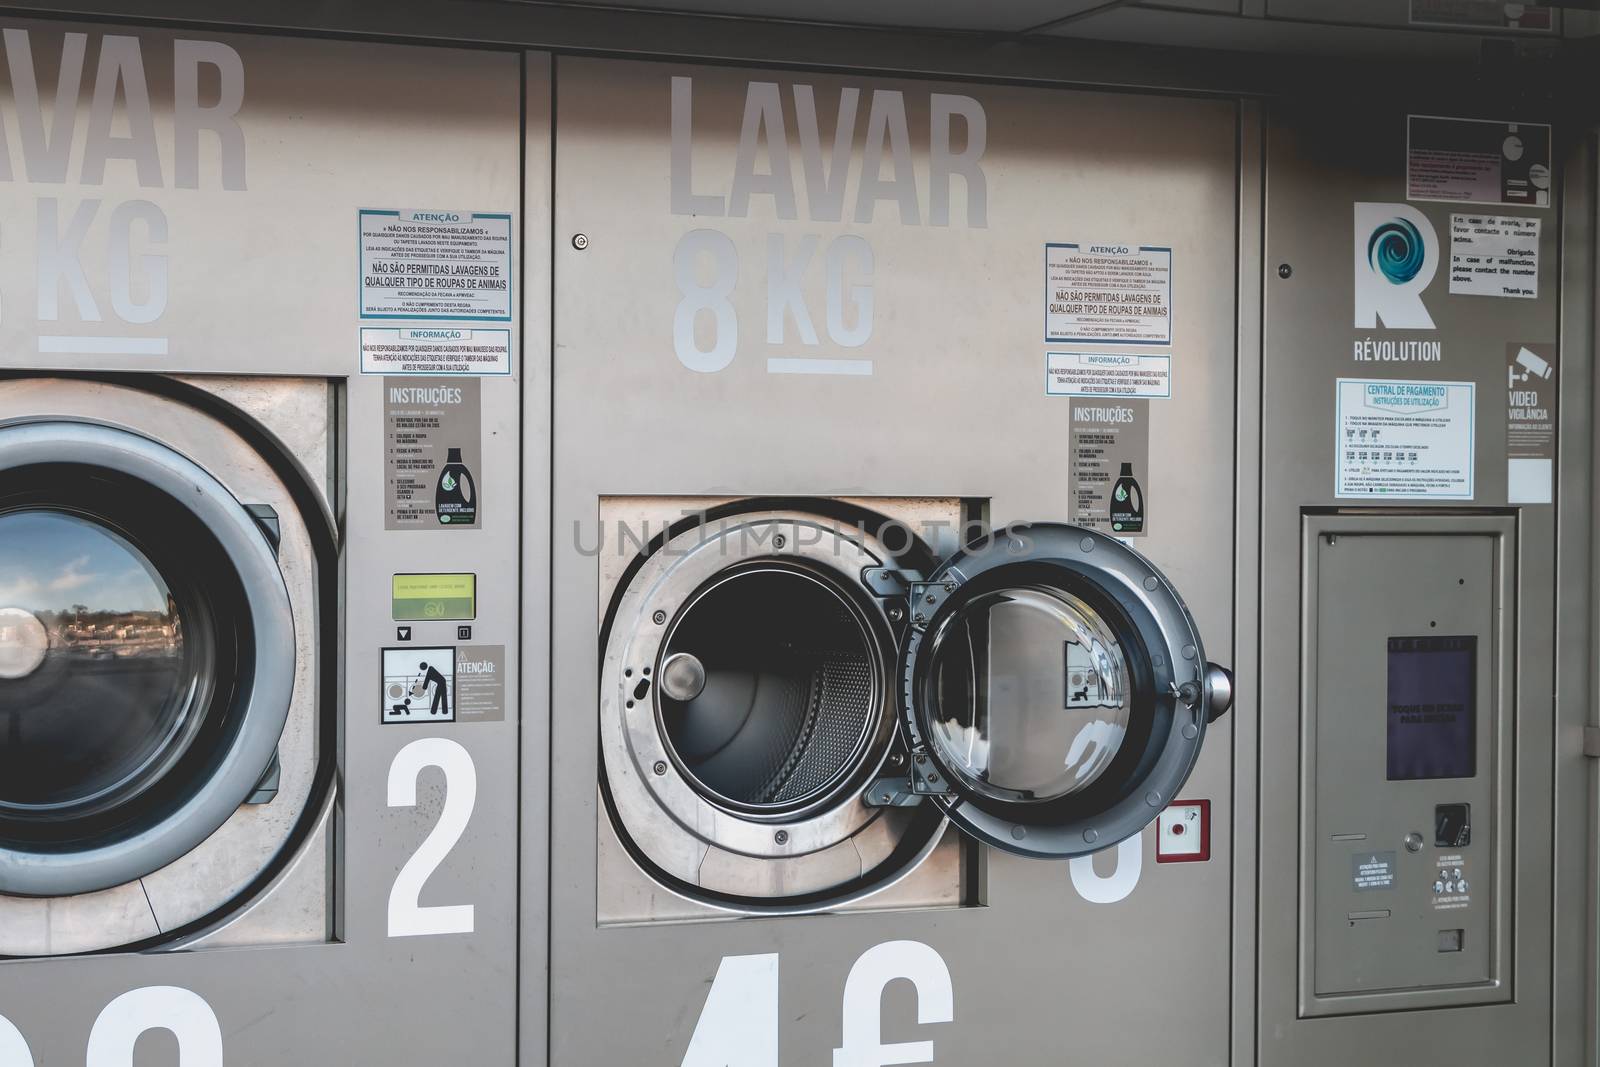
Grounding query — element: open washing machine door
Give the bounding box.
[896,522,1232,859]
[0,419,295,899]
[599,504,1232,914]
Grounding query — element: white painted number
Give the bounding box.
[680,941,953,1067]
[86,986,223,1066]
[387,737,477,937]
[672,228,739,372]
[1069,832,1143,904]
[679,952,779,1067]
[0,1013,32,1066]
[834,941,953,1067]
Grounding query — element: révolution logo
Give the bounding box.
[1354,202,1438,330]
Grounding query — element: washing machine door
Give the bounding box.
[0,420,295,897]
[898,522,1231,859]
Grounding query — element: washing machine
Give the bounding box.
[599,497,1231,915]
[0,19,524,1064]
[0,375,333,955]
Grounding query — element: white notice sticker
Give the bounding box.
[361,327,512,375]
[1044,243,1172,345]
[1449,213,1539,298]
[360,209,513,320]
[1336,379,1475,499]
[1046,352,1171,398]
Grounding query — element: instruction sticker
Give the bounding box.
[1336,379,1475,499]
[1507,342,1557,504]
[383,377,482,530]
[1408,116,1552,208]
[361,327,512,375]
[1353,851,1397,892]
[454,644,505,724]
[1045,243,1172,345]
[1046,352,1171,398]
[1069,398,1149,537]
[382,646,456,724]
[360,209,513,320]
[1449,213,1539,298]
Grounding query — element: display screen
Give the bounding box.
[1386,635,1477,781]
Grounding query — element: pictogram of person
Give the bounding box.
[418,660,450,717]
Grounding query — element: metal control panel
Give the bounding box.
[1301,514,1514,1014]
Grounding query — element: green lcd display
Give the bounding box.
[392,573,476,621]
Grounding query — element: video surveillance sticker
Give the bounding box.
[383,647,456,724]
[383,377,482,530]
[1507,342,1557,504]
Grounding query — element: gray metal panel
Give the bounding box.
[0,22,524,1065]
[549,55,1238,1064]
[1259,98,1560,1063]
[1558,131,1597,1067]
[517,0,1081,32]
[519,48,553,1067]
[1300,514,1514,1013]
[1230,95,1265,1067]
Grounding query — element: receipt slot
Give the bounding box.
[1299,513,1514,1016]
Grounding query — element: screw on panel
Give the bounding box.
[1083,828,1099,843]
[1143,576,1159,591]
[1278,263,1292,279]
[572,233,589,250]
[887,605,905,622]
[653,761,667,776]
[772,534,786,549]
[1080,537,1095,552]
[774,830,789,845]
[652,610,667,624]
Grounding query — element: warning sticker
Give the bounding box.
[1336,379,1475,500]
[1069,398,1149,538]
[1408,116,1552,208]
[1046,352,1171,398]
[360,209,513,320]
[382,646,456,724]
[1353,851,1397,892]
[362,327,512,376]
[1449,213,1539,299]
[1044,243,1172,345]
[454,644,505,724]
[1507,342,1557,504]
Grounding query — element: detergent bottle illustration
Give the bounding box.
[1110,462,1143,533]
[435,447,477,525]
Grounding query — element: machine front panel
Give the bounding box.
[549,56,1239,1065]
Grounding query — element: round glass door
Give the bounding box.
[0,420,294,897]
[0,510,200,817]
[900,523,1230,859]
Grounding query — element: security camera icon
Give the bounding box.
[1510,347,1553,387]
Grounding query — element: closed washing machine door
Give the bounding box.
[0,420,295,897]
[900,523,1231,859]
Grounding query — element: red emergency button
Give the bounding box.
[1156,799,1210,863]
